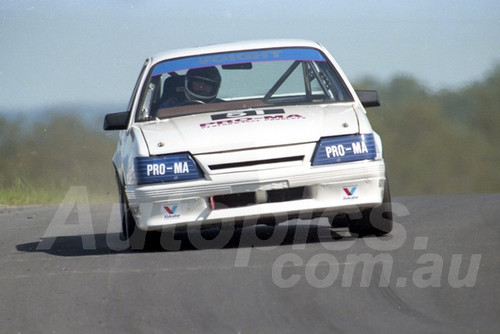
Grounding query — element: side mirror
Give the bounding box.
[103,111,130,131]
[355,90,381,108]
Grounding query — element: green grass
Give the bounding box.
[0,187,64,206]
[0,186,117,206]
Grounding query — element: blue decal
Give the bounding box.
[312,134,377,166]
[135,153,203,184]
[152,48,325,76]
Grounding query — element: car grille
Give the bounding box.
[194,143,315,175]
[211,186,306,209]
[208,155,304,171]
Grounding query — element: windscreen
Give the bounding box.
[136,47,353,121]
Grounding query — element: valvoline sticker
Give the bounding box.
[162,204,180,219]
[342,186,359,200]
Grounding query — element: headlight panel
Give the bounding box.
[312,134,377,166]
[135,153,203,184]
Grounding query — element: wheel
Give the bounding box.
[347,178,393,237]
[330,213,349,228]
[117,176,147,250]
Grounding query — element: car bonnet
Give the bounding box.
[139,104,359,156]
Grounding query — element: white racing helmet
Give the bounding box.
[185,66,221,103]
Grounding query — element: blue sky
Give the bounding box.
[1,0,499,111]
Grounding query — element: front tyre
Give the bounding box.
[118,180,147,250]
[348,178,393,237]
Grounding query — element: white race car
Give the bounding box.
[104,39,392,248]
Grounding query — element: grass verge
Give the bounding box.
[0,186,117,206]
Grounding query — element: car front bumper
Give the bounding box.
[125,159,386,231]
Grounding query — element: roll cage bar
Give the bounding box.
[263,60,337,103]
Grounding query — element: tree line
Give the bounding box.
[359,64,500,195]
[1,65,499,204]
[0,112,117,204]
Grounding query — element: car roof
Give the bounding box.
[150,39,324,64]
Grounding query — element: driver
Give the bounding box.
[184,66,221,103]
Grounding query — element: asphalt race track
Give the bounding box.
[1,193,499,333]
